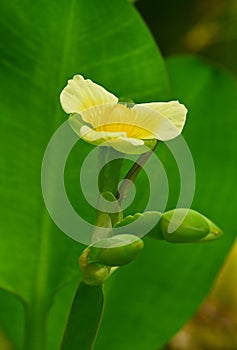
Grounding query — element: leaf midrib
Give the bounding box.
[27,0,78,347]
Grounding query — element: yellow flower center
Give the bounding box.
[95,123,153,139]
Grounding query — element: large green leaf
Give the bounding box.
[0,0,169,349]
[94,56,237,349]
[0,290,24,349]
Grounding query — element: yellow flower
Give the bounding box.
[60,75,187,154]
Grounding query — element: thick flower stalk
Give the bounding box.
[60,75,187,154]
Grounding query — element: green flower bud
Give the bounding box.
[114,211,162,238]
[79,249,110,286]
[160,209,222,243]
[88,234,144,266]
[198,217,223,242]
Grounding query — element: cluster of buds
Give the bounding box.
[79,209,222,285]
[60,75,222,286]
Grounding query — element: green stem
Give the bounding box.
[117,141,158,204]
[60,282,104,350]
[98,147,124,195]
[92,147,124,241]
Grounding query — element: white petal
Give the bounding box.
[68,113,84,131]
[69,115,153,154]
[69,115,126,144]
[105,138,156,154]
[102,138,148,154]
[80,103,169,139]
[139,101,187,137]
[60,75,118,114]
[79,125,127,142]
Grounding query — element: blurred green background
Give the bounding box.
[136,0,237,349]
[137,0,237,75]
[0,0,237,350]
